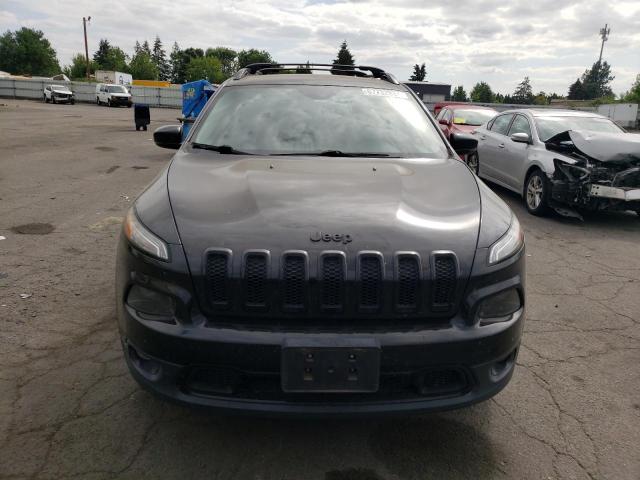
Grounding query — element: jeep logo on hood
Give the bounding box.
[310,231,352,244]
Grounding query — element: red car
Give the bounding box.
[435,104,497,168]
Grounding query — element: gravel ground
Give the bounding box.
[1,99,639,480]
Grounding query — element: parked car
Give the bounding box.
[43,84,75,104]
[436,105,497,162]
[473,109,640,216]
[116,63,525,415]
[96,83,132,107]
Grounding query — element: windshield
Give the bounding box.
[108,86,128,93]
[193,85,449,158]
[452,109,496,126]
[535,116,623,142]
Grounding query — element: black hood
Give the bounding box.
[546,130,640,164]
[167,149,482,284]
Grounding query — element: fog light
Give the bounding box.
[477,288,521,325]
[126,285,175,322]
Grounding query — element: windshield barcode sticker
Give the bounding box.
[361,88,408,98]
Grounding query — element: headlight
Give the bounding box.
[123,208,169,261]
[488,215,524,265]
[476,288,522,325]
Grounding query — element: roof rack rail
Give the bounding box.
[233,63,399,85]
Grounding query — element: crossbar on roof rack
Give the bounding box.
[233,63,399,85]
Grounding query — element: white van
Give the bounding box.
[96,83,132,107]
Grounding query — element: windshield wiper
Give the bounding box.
[191,143,252,155]
[271,150,395,157]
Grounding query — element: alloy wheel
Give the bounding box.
[526,175,543,209]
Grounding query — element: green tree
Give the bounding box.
[141,40,151,56]
[185,56,224,83]
[0,27,60,76]
[237,49,274,68]
[470,81,494,103]
[64,53,96,79]
[533,91,548,105]
[581,60,614,99]
[152,36,170,80]
[512,76,534,104]
[93,39,110,65]
[129,51,158,80]
[331,40,355,75]
[621,74,640,103]
[409,63,426,81]
[93,39,129,71]
[493,93,505,103]
[169,42,186,83]
[567,78,586,100]
[451,85,467,101]
[206,47,237,78]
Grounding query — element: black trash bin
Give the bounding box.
[134,104,150,131]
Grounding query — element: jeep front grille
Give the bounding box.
[203,249,459,319]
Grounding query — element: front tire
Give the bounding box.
[466,152,479,174]
[524,170,550,216]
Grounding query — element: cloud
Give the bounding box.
[1,0,638,95]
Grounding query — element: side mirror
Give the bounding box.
[450,132,478,155]
[510,132,530,143]
[153,125,182,149]
[439,118,451,126]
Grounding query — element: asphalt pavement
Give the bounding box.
[0,99,639,480]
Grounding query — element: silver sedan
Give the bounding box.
[471,109,640,216]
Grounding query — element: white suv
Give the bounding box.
[43,85,75,104]
[96,84,132,107]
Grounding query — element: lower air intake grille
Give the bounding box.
[396,254,420,311]
[282,253,306,311]
[359,254,383,310]
[321,254,345,311]
[432,254,457,309]
[206,251,230,307]
[244,253,268,309]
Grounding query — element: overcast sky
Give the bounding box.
[2,0,639,95]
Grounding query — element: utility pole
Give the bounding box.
[598,23,610,64]
[83,16,91,79]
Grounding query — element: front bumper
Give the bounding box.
[120,303,523,415]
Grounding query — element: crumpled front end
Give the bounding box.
[547,130,640,213]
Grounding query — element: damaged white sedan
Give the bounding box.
[473,109,639,217]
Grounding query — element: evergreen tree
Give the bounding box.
[512,76,534,104]
[93,39,111,66]
[134,41,141,55]
[169,42,185,83]
[567,78,586,100]
[141,40,151,56]
[331,41,355,75]
[451,85,467,101]
[409,63,426,81]
[152,36,170,81]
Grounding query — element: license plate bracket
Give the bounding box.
[281,338,380,393]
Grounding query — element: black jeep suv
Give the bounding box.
[116,64,525,415]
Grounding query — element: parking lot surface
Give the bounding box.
[1,99,639,480]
